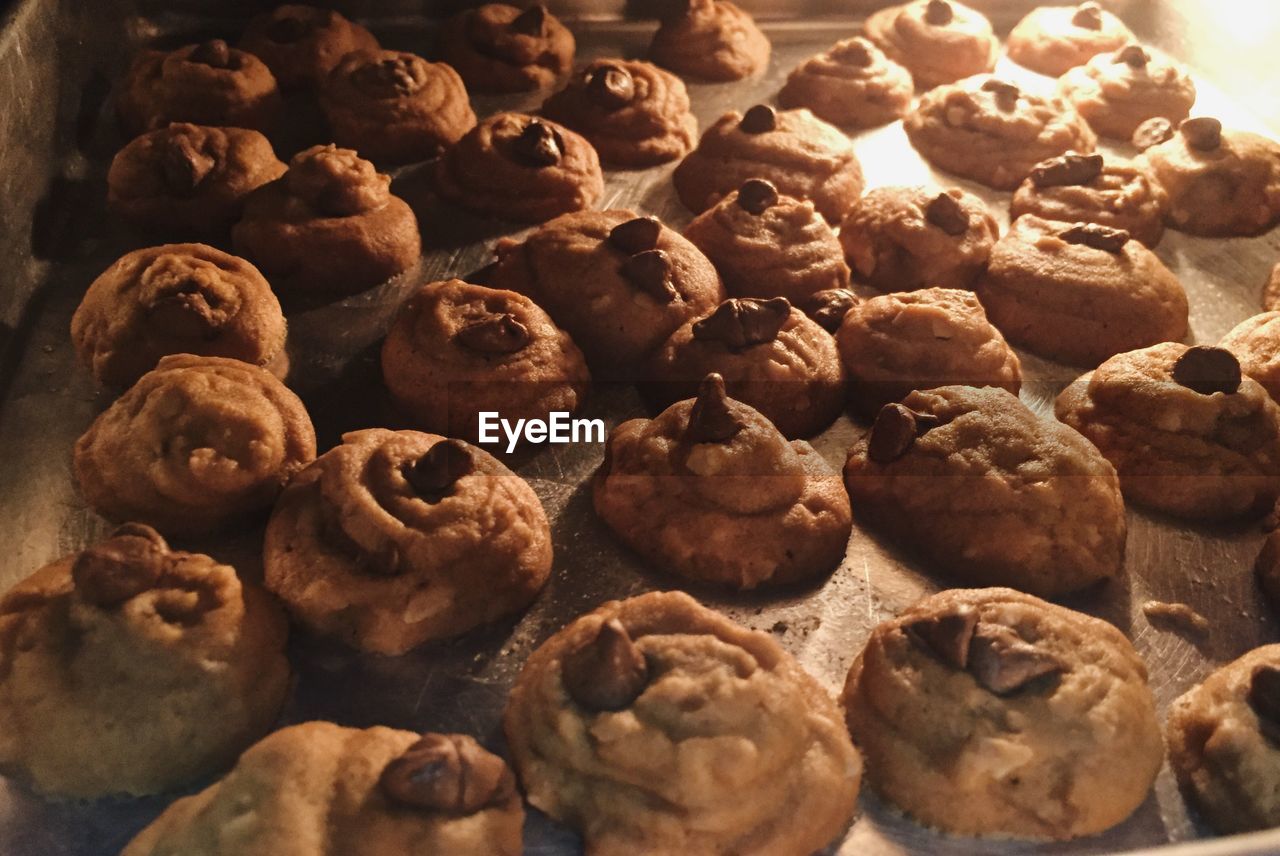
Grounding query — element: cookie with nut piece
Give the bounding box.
[1058,43,1196,140]
[1006,3,1135,76]
[439,2,575,93]
[1010,152,1168,247]
[779,36,913,128]
[649,0,771,81]
[863,0,997,89]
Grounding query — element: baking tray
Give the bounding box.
[2,1,1280,854]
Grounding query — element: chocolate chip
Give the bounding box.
[380,733,515,814]
[1132,117,1175,151]
[403,440,475,501]
[620,249,678,302]
[1114,44,1150,67]
[585,63,635,110]
[736,178,779,215]
[867,403,939,464]
[981,78,1020,111]
[967,624,1064,696]
[1181,117,1223,152]
[1059,222,1130,252]
[685,373,744,443]
[510,120,563,168]
[71,524,169,608]
[802,288,859,333]
[160,135,216,194]
[265,14,309,43]
[904,605,978,669]
[1072,2,1104,30]
[509,3,548,36]
[608,216,662,254]
[1030,153,1104,188]
[454,313,530,354]
[924,0,954,25]
[924,192,970,236]
[561,617,650,711]
[692,297,791,352]
[739,104,777,134]
[830,38,873,67]
[1248,665,1280,740]
[1171,346,1241,396]
[189,39,233,69]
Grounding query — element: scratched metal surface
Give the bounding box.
[1,1,1280,854]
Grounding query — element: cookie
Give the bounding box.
[594,374,852,589]
[1139,117,1280,237]
[380,278,590,443]
[836,287,1021,416]
[489,210,725,379]
[1009,152,1168,247]
[71,244,286,388]
[504,590,861,854]
[239,4,378,90]
[1221,312,1280,403]
[116,40,281,139]
[434,112,603,224]
[682,178,851,301]
[541,59,698,167]
[976,214,1189,366]
[0,525,288,798]
[122,723,523,856]
[233,144,421,295]
[1006,3,1135,77]
[74,355,316,536]
[646,299,846,439]
[1166,645,1280,834]
[838,185,998,292]
[264,429,551,655]
[1055,343,1280,520]
[844,386,1126,596]
[863,0,998,89]
[904,75,1096,190]
[843,587,1163,839]
[779,36,913,129]
[649,0,770,82]
[1058,44,1196,140]
[439,3,574,94]
[107,123,286,240]
[320,49,477,164]
[673,105,864,222]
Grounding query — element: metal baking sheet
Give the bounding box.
[2,1,1280,853]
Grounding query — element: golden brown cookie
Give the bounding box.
[439,3,574,94]
[1009,152,1168,247]
[122,723,523,856]
[673,105,864,222]
[264,429,551,655]
[541,59,697,167]
[489,210,725,379]
[646,299,846,439]
[844,386,1126,596]
[239,4,379,90]
[434,112,603,223]
[74,355,316,535]
[836,287,1021,417]
[1221,312,1280,403]
[976,214,1189,366]
[1166,645,1280,834]
[504,590,861,855]
[1055,343,1280,520]
[843,587,1163,839]
[319,49,476,164]
[0,525,288,798]
[380,278,590,443]
[1139,118,1280,237]
[838,185,998,292]
[71,244,286,388]
[594,375,852,589]
[116,40,281,139]
[107,123,286,240]
[649,0,770,82]
[1006,3,1135,76]
[904,75,1096,190]
[683,178,851,301]
[1058,44,1196,140]
[232,144,421,295]
[778,36,914,129]
[863,0,998,89]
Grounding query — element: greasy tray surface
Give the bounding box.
[2,3,1280,855]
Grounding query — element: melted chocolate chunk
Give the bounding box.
[904,605,978,669]
[1171,346,1241,396]
[403,440,475,501]
[924,0,954,26]
[1072,2,1103,30]
[831,38,873,67]
[1059,222,1130,252]
[189,39,234,69]
[608,216,662,254]
[867,403,939,464]
[561,617,650,712]
[1114,44,1150,68]
[380,733,515,814]
[739,104,777,134]
[692,297,791,353]
[455,313,530,354]
[510,120,563,168]
[736,178,779,215]
[509,3,548,36]
[585,63,635,110]
[685,373,744,443]
[967,624,1064,695]
[924,192,970,236]
[1248,665,1280,741]
[802,288,859,333]
[1132,117,1175,151]
[620,249,678,302]
[71,523,169,608]
[1181,117,1223,152]
[160,135,216,194]
[981,78,1020,111]
[1030,153,1104,188]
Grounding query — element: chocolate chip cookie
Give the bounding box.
[844,386,1126,596]
[1058,44,1196,140]
[649,0,770,82]
[843,587,1163,839]
[778,36,914,128]
[1006,3,1135,77]
[1220,312,1280,403]
[863,0,997,89]
[239,4,378,90]
[504,590,861,854]
[439,3,575,93]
